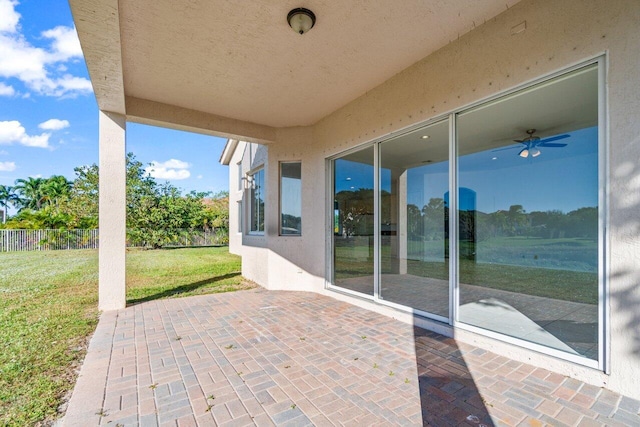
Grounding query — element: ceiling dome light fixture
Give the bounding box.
[287,8,316,34]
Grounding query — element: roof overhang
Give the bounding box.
[70,0,522,139]
[219,139,239,165]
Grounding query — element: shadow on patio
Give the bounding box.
[413,327,493,426]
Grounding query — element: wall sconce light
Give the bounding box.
[287,8,316,34]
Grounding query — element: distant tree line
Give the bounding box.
[0,153,229,248]
[333,188,596,241]
[408,201,597,242]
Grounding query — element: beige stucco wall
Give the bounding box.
[234,0,640,399]
[227,141,245,256]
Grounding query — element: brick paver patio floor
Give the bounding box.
[63,289,640,426]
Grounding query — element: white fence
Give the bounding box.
[0,229,99,252]
[0,229,227,252]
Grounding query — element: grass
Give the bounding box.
[125,247,253,304]
[0,246,251,426]
[335,236,598,304]
[408,259,597,304]
[0,250,99,426]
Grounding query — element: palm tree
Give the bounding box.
[42,175,72,207]
[0,185,20,224]
[14,177,46,211]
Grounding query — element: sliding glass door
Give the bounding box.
[332,146,375,296]
[379,120,449,319]
[328,59,603,365]
[456,64,600,360]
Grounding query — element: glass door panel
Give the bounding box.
[332,146,375,296]
[456,64,600,360]
[379,120,449,318]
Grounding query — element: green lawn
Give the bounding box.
[0,247,250,426]
[334,237,598,304]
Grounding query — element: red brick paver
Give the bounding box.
[63,289,640,426]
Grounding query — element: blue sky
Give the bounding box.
[0,0,229,212]
[335,126,598,214]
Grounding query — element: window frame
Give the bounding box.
[279,161,302,236]
[236,200,243,234]
[247,167,265,235]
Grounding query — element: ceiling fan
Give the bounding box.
[495,129,570,158]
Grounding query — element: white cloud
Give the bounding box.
[0,0,91,97]
[38,118,69,130]
[0,120,50,148]
[0,160,16,171]
[0,81,14,96]
[197,174,203,179]
[156,159,190,169]
[0,149,8,155]
[42,26,83,61]
[20,133,49,147]
[149,168,191,180]
[145,159,191,180]
[55,74,92,93]
[0,0,20,34]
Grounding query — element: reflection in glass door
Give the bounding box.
[327,61,602,366]
[332,146,375,296]
[379,121,449,319]
[456,64,600,360]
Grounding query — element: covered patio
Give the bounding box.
[63,289,639,426]
[68,0,640,414]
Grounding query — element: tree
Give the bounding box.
[566,207,597,239]
[58,163,100,228]
[14,177,46,210]
[62,153,228,247]
[3,207,73,229]
[2,154,230,244]
[422,198,445,241]
[406,203,422,237]
[335,188,376,237]
[41,175,72,207]
[201,192,229,232]
[126,184,213,248]
[0,185,20,224]
[506,204,527,236]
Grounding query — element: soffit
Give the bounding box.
[114,0,522,128]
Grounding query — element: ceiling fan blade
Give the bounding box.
[539,134,570,143]
[493,145,520,152]
[538,142,567,148]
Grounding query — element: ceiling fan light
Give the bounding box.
[518,148,529,158]
[531,148,541,157]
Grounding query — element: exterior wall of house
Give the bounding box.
[230,0,640,399]
[227,141,245,256]
[227,142,271,285]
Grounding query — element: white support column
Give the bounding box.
[99,110,126,311]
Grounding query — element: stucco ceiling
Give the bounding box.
[73,0,523,128]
